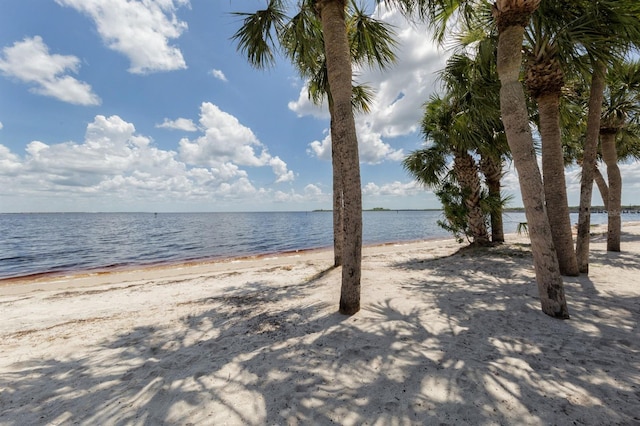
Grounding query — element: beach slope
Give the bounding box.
[1,223,639,425]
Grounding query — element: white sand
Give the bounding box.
[1,223,639,425]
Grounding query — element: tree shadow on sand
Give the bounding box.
[1,243,639,425]
[389,242,640,425]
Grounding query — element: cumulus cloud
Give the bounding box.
[156,117,198,132]
[288,84,329,119]
[211,69,228,82]
[270,157,295,183]
[362,180,422,197]
[0,112,298,206]
[307,133,331,161]
[179,102,295,183]
[272,184,330,205]
[356,5,448,138]
[0,36,101,105]
[307,121,404,165]
[55,0,189,74]
[0,144,22,176]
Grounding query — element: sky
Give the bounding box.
[0,0,637,213]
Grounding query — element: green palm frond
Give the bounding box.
[307,61,330,106]
[348,1,398,70]
[602,60,640,129]
[231,0,288,69]
[281,3,323,76]
[352,83,375,114]
[616,124,640,162]
[403,145,451,188]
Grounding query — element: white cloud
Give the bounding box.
[179,102,268,166]
[288,84,329,119]
[356,121,405,163]
[0,121,3,130]
[304,183,323,196]
[0,36,101,105]
[356,5,448,138]
[55,0,189,74]
[272,184,330,204]
[179,102,295,183]
[307,133,331,161]
[270,157,295,183]
[306,121,404,165]
[0,144,23,176]
[211,69,228,82]
[362,180,422,197]
[156,117,198,132]
[0,112,300,207]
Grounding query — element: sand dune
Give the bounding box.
[1,223,639,425]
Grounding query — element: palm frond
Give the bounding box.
[231,0,288,69]
[352,83,375,114]
[403,145,451,188]
[281,3,324,76]
[348,1,398,70]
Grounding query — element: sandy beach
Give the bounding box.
[1,223,639,425]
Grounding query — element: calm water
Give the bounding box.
[0,210,627,280]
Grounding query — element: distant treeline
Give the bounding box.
[504,206,640,213]
[312,208,443,212]
[310,206,640,213]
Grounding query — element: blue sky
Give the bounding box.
[0,0,636,213]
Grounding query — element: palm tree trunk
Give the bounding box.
[494,3,569,318]
[329,113,344,267]
[537,92,579,276]
[332,165,344,266]
[454,149,489,245]
[576,63,606,273]
[480,155,505,243]
[600,131,622,251]
[594,165,609,211]
[317,0,362,314]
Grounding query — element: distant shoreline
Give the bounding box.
[3,205,640,214]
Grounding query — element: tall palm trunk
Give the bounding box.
[600,130,622,251]
[480,154,505,243]
[537,92,579,276]
[329,112,344,267]
[493,0,569,318]
[594,165,609,211]
[576,63,606,273]
[317,0,362,314]
[454,149,489,245]
[332,159,344,266]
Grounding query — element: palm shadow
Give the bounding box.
[2,245,639,425]
[387,240,640,425]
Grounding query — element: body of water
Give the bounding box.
[0,210,631,280]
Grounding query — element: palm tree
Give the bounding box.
[600,59,640,251]
[521,0,637,274]
[593,126,640,213]
[315,0,363,314]
[491,0,569,318]
[523,4,581,276]
[575,61,608,272]
[572,1,640,271]
[443,35,509,243]
[404,94,490,245]
[390,0,569,317]
[479,152,506,243]
[282,2,395,267]
[233,0,396,314]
